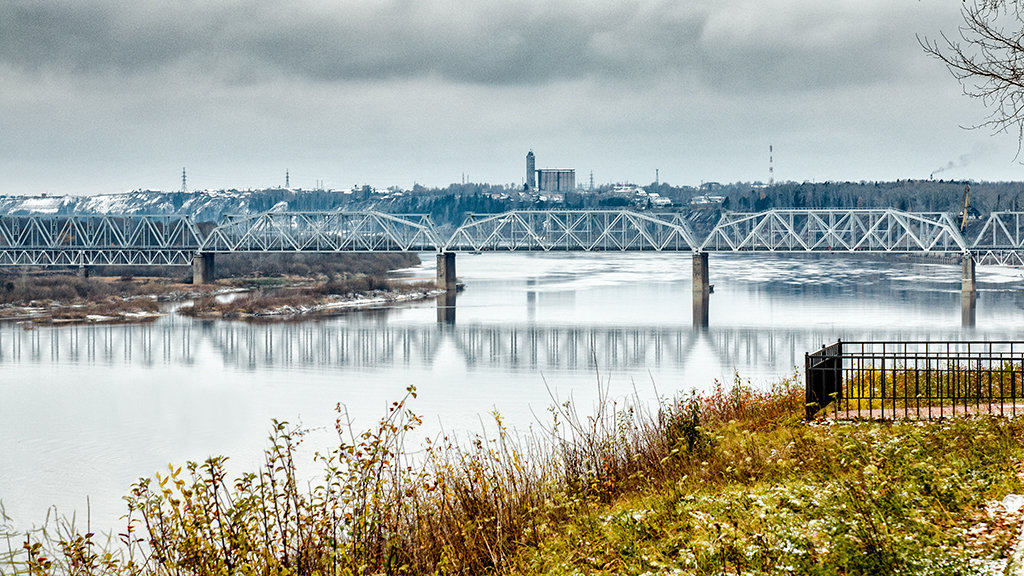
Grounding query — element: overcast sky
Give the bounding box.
[0,0,1020,195]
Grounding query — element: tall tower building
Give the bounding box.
[526,150,536,189]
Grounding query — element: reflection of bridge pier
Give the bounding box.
[436,292,456,324]
[962,253,976,327]
[526,278,537,322]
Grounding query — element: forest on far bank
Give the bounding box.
[357,178,1019,229]
[1,178,1015,232]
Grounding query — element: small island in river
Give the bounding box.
[0,253,433,325]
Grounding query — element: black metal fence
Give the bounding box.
[805,340,1024,420]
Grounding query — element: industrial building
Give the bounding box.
[536,169,575,192]
[526,151,575,192]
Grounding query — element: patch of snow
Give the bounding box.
[122,312,164,319]
[16,197,63,213]
[85,314,114,322]
[1004,494,1024,514]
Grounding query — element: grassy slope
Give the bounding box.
[4,377,1024,576]
[518,417,1024,575]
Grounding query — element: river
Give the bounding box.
[1,252,1022,535]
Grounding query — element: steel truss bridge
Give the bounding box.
[1,208,1024,267]
[698,210,967,253]
[0,215,203,266]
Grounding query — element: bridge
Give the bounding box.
[1,208,1020,325]
[0,208,1005,261]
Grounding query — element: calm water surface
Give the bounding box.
[1,252,1022,534]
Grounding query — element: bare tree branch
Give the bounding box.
[921,1,1024,152]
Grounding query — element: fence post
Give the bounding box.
[805,350,812,420]
[806,340,842,420]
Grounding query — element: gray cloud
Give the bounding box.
[0,1,931,90]
[2,0,1015,196]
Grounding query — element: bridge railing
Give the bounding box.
[807,340,1024,420]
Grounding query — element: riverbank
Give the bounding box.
[0,252,431,324]
[4,376,1022,575]
[0,278,442,324]
[0,276,192,324]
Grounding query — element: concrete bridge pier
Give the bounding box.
[77,265,90,279]
[961,253,976,294]
[693,252,710,328]
[193,253,216,284]
[436,252,457,324]
[436,252,457,292]
[962,253,976,328]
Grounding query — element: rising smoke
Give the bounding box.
[930,143,996,179]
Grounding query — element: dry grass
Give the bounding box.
[180,278,438,319]
[0,274,180,323]
[213,252,420,279]
[4,373,1021,575]
[0,253,421,308]
[0,274,189,306]
[0,375,806,575]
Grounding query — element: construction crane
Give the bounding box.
[960,184,971,231]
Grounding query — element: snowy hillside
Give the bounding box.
[0,189,356,223]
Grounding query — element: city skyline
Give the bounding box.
[1,1,1021,195]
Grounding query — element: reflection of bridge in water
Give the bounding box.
[0,321,1000,374]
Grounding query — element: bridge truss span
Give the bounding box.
[0,214,202,266]
[972,212,1024,250]
[970,212,1024,267]
[699,209,969,253]
[445,210,699,252]
[200,211,443,253]
[7,208,1024,276]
